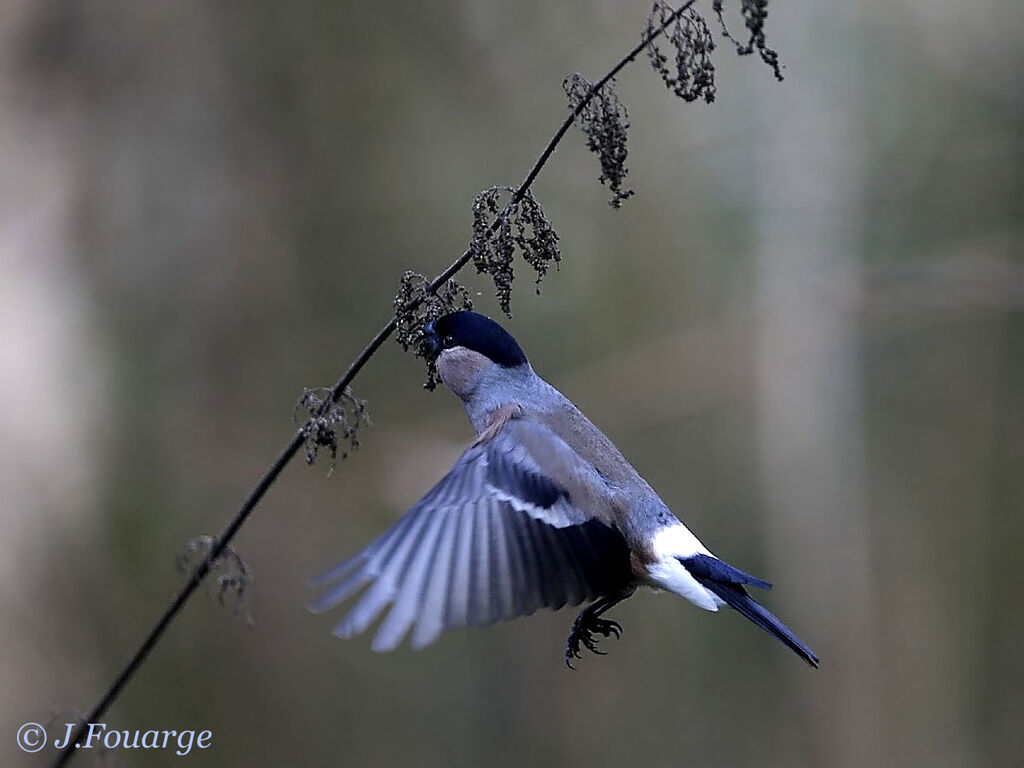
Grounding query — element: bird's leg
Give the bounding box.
[565,589,634,668]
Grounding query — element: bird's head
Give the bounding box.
[423,311,528,400]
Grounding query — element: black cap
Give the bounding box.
[424,311,528,368]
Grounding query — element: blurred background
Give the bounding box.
[2,0,1022,766]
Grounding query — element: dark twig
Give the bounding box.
[53,3,701,765]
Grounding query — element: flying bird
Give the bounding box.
[311,311,819,668]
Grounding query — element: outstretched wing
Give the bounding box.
[309,419,632,651]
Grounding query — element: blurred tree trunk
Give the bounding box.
[0,0,110,738]
[751,3,882,765]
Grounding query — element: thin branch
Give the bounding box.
[53,3,699,765]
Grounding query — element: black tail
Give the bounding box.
[680,554,819,668]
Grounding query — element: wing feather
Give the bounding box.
[410,504,461,649]
[523,516,568,611]
[371,506,449,651]
[468,496,496,627]
[486,501,516,622]
[501,504,540,617]
[444,503,475,629]
[311,419,632,649]
[331,507,434,638]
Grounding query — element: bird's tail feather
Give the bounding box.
[699,578,819,668]
[679,554,819,668]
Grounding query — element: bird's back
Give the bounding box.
[521,378,682,545]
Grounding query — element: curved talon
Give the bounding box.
[591,618,621,639]
[565,644,581,669]
[563,606,623,666]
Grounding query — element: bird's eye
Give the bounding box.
[442,335,456,349]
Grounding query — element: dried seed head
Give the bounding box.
[645,2,717,104]
[468,187,561,316]
[564,74,635,209]
[514,191,561,289]
[394,271,474,389]
[293,386,370,471]
[177,535,254,626]
[713,0,784,81]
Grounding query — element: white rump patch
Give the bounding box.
[645,524,719,611]
[652,523,712,560]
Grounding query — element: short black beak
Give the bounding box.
[422,320,441,360]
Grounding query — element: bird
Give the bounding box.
[310,310,819,668]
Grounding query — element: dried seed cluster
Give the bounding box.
[394,271,474,389]
[293,386,369,470]
[645,3,717,104]
[563,74,635,209]
[713,0,783,81]
[468,186,561,316]
[177,535,254,626]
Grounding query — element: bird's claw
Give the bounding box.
[564,613,622,668]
